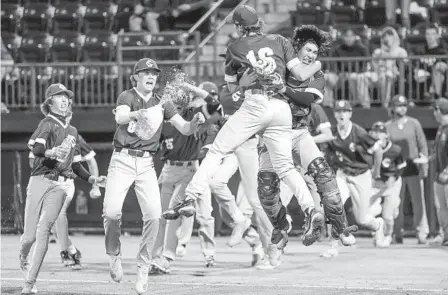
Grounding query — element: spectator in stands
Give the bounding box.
[413,24,448,99]
[386,95,430,245]
[321,0,366,24]
[1,39,14,81]
[325,28,372,108]
[385,0,411,29]
[371,27,408,108]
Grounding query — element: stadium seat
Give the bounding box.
[2,33,22,62]
[21,3,51,32]
[1,3,20,33]
[120,35,147,61]
[50,3,82,32]
[364,2,386,28]
[83,30,114,61]
[50,32,84,62]
[290,7,323,27]
[330,4,358,25]
[18,32,52,62]
[405,29,426,52]
[434,3,448,25]
[81,2,114,30]
[145,34,181,61]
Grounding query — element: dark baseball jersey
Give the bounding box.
[219,84,244,117]
[28,114,81,178]
[328,122,378,175]
[114,88,177,152]
[160,107,206,161]
[287,71,326,130]
[224,34,300,87]
[379,142,406,181]
[435,124,448,175]
[306,104,331,136]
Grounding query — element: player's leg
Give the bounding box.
[134,156,162,293]
[209,153,248,247]
[169,95,271,215]
[262,99,324,247]
[393,177,408,243]
[19,176,51,273]
[235,137,273,250]
[196,186,216,267]
[24,181,71,293]
[346,171,384,243]
[153,165,177,258]
[295,130,357,245]
[176,215,194,257]
[378,177,402,247]
[407,175,429,243]
[102,152,136,282]
[432,182,448,245]
[54,184,81,268]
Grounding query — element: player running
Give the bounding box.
[151,81,222,273]
[257,25,357,249]
[20,83,107,294]
[28,111,100,270]
[326,100,385,245]
[368,121,408,247]
[103,59,204,295]
[163,4,325,249]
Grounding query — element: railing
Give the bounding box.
[1,55,447,109]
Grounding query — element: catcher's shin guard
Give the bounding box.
[257,171,289,232]
[307,157,357,239]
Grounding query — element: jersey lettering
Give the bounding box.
[165,138,174,150]
[127,121,136,133]
[232,91,241,102]
[246,47,275,67]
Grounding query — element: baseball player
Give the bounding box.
[20,83,107,294]
[257,25,357,249]
[428,98,448,246]
[103,58,204,295]
[28,115,100,270]
[326,100,385,244]
[368,122,407,247]
[163,5,325,249]
[151,81,222,273]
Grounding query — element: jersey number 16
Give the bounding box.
[246,47,275,67]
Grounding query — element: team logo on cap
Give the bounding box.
[58,84,67,90]
[338,101,345,108]
[382,158,391,168]
[398,96,405,103]
[146,60,154,67]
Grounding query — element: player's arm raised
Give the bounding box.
[358,128,383,179]
[167,100,205,136]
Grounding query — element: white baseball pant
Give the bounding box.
[336,169,380,231]
[155,161,215,260]
[433,182,448,240]
[185,93,316,216]
[52,184,76,252]
[369,177,402,236]
[103,150,161,266]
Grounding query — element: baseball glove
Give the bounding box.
[437,169,448,185]
[134,105,164,140]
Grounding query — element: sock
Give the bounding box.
[67,245,77,255]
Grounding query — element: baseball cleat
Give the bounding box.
[21,283,37,294]
[251,245,264,267]
[255,258,276,270]
[60,251,74,267]
[205,256,216,268]
[302,208,325,246]
[339,225,358,246]
[427,234,446,247]
[19,254,29,274]
[267,245,281,268]
[151,256,171,274]
[376,235,392,248]
[227,218,251,247]
[373,217,385,247]
[163,199,195,220]
[135,264,149,295]
[176,244,187,258]
[109,254,123,282]
[271,229,288,250]
[70,249,82,270]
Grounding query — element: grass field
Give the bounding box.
[2,234,448,295]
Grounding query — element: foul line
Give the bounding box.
[2,277,447,293]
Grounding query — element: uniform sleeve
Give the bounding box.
[356,125,380,154]
[414,119,428,156]
[224,47,239,83]
[116,90,134,108]
[305,71,326,102]
[280,36,301,70]
[28,120,52,148]
[312,105,331,133]
[163,100,178,120]
[78,134,96,161]
[72,133,82,163]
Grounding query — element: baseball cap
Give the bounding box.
[371,121,388,133]
[199,81,218,95]
[333,100,352,111]
[390,95,408,107]
[433,97,448,114]
[133,58,161,74]
[45,83,74,99]
[225,5,259,26]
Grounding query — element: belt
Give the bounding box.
[43,173,73,182]
[166,160,198,167]
[115,148,153,158]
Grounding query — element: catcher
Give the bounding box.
[20,83,107,294]
[429,98,448,246]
